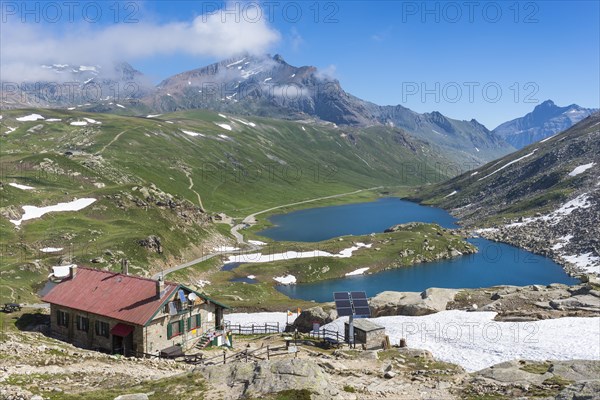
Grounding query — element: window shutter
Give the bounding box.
[196,314,201,327]
[187,317,191,330]
[65,313,69,326]
[167,322,172,339]
[178,320,184,333]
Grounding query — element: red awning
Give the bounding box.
[111,323,134,337]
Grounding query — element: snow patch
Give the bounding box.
[84,117,101,124]
[10,198,97,226]
[181,130,205,137]
[273,274,297,285]
[345,267,370,276]
[215,123,232,131]
[40,247,63,253]
[248,240,267,246]
[214,246,239,252]
[568,162,595,177]
[444,190,457,198]
[9,183,34,190]
[46,118,62,122]
[479,149,538,181]
[116,104,126,109]
[70,121,87,126]
[146,114,162,118]
[16,114,44,122]
[562,253,600,274]
[540,134,557,143]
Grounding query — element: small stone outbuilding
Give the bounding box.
[344,319,386,350]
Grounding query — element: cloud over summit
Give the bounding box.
[1,6,280,82]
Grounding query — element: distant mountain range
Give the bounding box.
[2,54,595,165]
[414,112,600,274]
[143,54,513,163]
[493,100,597,149]
[1,62,150,109]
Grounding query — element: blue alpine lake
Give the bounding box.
[254,198,578,302]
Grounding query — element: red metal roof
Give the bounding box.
[111,323,135,337]
[42,267,178,326]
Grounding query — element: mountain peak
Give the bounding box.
[538,99,556,107]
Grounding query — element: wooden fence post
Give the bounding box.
[267,345,270,360]
[223,350,226,365]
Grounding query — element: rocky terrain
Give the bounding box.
[2,324,598,400]
[414,112,600,276]
[292,278,600,329]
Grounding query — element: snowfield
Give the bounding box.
[223,243,372,264]
[10,198,97,226]
[225,312,298,330]
[322,310,600,372]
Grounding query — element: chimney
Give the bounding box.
[121,259,129,275]
[156,275,165,297]
[70,265,78,278]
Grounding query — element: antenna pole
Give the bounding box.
[349,314,354,348]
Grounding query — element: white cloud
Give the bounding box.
[1,4,280,82]
[315,64,337,80]
[289,27,304,52]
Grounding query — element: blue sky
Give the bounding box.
[2,1,598,128]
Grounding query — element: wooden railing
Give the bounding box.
[225,322,281,335]
[307,327,343,345]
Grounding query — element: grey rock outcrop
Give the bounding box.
[370,288,459,317]
[200,358,338,399]
[291,306,338,333]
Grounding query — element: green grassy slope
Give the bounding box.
[1,108,455,303]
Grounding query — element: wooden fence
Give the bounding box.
[225,322,281,335]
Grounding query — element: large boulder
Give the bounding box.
[556,381,600,400]
[201,359,338,399]
[370,288,459,317]
[291,306,337,333]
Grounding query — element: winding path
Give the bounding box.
[152,186,382,279]
[98,129,129,154]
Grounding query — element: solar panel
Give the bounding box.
[352,299,369,307]
[353,307,371,317]
[334,292,350,300]
[333,291,371,318]
[337,307,354,317]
